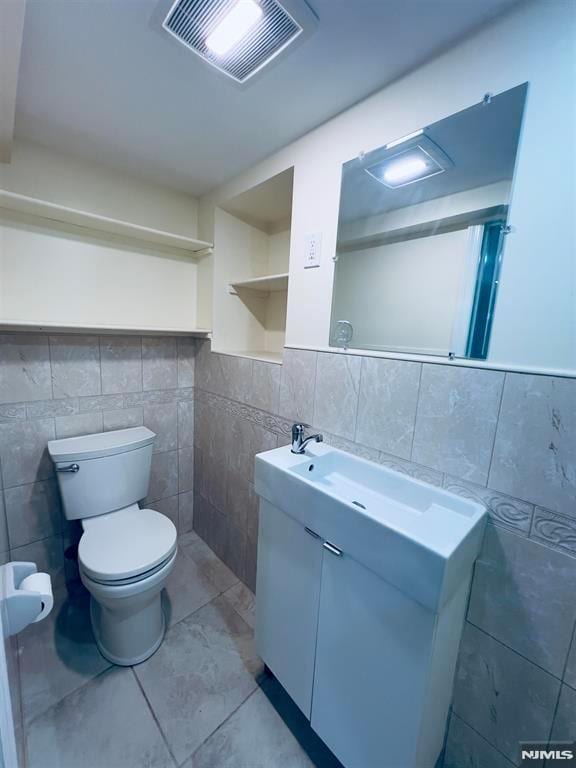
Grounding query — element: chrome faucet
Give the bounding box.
[291,423,323,454]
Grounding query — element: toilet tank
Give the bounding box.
[48,427,156,521]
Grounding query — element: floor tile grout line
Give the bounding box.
[131,666,179,767]
[21,580,240,736]
[23,662,114,729]
[218,582,255,629]
[546,683,564,750]
[176,685,261,768]
[162,546,242,634]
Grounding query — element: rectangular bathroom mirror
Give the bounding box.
[331,84,528,361]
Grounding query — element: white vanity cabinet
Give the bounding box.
[254,444,486,768]
[312,547,435,767]
[256,499,470,768]
[311,543,469,768]
[255,499,323,717]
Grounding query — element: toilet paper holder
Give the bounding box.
[0,562,53,636]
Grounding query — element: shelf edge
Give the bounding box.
[0,189,213,255]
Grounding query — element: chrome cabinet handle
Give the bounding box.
[323,541,343,557]
[56,463,80,473]
[305,526,321,539]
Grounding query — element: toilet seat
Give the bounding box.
[78,506,177,584]
[80,550,176,586]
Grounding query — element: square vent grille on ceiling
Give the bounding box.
[162,0,315,84]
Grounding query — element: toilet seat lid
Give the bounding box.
[78,507,177,582]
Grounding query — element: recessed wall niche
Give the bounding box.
[211,167,293,363]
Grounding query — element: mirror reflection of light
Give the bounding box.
[206,0,263,56]
[383,157,427,184]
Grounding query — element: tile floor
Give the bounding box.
[17,532,342,768]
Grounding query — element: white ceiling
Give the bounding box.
[15,0,521,197]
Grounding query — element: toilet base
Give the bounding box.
[81,548,177,667]
[91,599,166,666]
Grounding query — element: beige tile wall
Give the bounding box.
[193,341,576,768]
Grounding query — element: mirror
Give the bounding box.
[331,84,527,360]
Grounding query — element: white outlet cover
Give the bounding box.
[304,232,322,269]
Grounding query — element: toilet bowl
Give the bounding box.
[48,427,177,665]
[78,504,177,665]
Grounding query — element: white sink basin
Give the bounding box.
[255,443,486,611]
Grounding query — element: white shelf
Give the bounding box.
[0,319,212,337]
[0,190,213,256]
[229,272,289,294]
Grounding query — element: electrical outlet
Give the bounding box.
[304,232,322,268]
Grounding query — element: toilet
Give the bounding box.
[48,427,177,666]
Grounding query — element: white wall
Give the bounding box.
[267,230,291,273]
[212,210,290,355]
[212,207,269,352]
[0,139,201,330]
[0,222,199,329]
[333,229,470,355]
[264,230,290,353]
[200,0,576,373]
[0,139,199,235]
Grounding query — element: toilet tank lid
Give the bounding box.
[48,426,156,462]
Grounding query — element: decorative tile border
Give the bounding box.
[0,403,27,422]
[531,508,576,557]
[444,477,534,535]
[124,388,194,407]
[1,388,195,423]
[195,388,293,438]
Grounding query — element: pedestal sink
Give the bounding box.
[254,442,486,768]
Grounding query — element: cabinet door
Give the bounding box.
[255,500,323,718]
[311,546,436,768]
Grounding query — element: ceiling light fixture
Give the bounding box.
[161,0,318,85]
[205,1,263,56]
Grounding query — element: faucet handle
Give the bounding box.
[291,424,323,454]
[291,423,306,439]
[291,423,313,443]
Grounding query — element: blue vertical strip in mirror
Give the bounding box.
[466,221,506,360]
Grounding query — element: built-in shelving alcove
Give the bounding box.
[211,167,294,364]
[0,190,213,335]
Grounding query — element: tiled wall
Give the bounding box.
[0,333,197,581]
[2,331,575,767]
[193,342,576,768]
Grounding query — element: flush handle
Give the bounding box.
[323,541,343,557]
[56,463,80,473]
